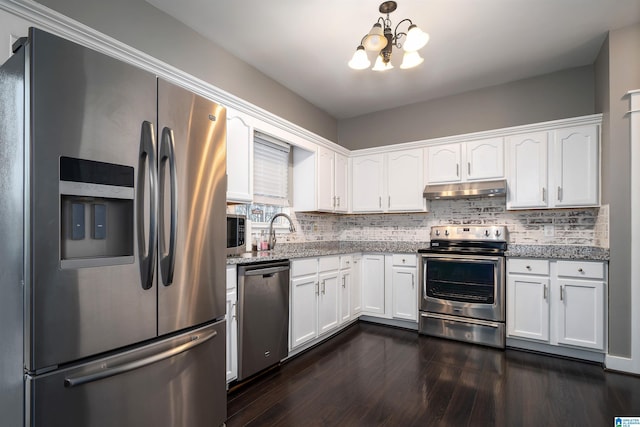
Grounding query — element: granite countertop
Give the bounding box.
[226,241,610,265]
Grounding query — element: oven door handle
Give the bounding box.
[422,261,427,300]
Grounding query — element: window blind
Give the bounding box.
[253,132,290,204]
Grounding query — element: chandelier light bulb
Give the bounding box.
[363,23,388,51]
[400,50,424,69]
[348,45,371,70]
[372,55,394,71]
[403,24,429,52]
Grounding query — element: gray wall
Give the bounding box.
[598,22,640,358]
[337,66,595,150]
[33,0,338,142]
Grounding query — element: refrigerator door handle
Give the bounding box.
[137,121,158,290]
[159,126,178,287]
[64,328,217,388]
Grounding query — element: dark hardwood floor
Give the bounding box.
[227,322,640,426]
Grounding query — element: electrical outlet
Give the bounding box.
[544,225,554,237]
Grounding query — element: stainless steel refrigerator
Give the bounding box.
[0,28,227,427]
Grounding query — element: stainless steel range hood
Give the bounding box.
[423,179,507,200]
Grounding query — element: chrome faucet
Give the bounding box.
[267,213,296,250]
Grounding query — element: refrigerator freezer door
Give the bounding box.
[28,28,158,371]
[157,78,227,335]
[27,321,226,427]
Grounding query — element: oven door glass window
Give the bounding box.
[426,258,496,304]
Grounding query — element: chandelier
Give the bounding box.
[348,1,430,71]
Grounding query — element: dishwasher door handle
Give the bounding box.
[242,266,290,276]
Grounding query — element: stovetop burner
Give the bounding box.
[419,225,508,255]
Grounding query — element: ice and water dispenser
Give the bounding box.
[59,156,135,268]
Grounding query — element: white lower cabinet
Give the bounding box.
[391,255,418,321]
[339,255,353,323]
[360,253,418,323]
[507,259,550,342]
[350,256,362,316]
[225,265,238,383]
[290,256,357,351]
[361,254,386,315]
[318,267,340,335]
[507,258,606,354]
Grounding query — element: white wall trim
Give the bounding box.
[0,0,348,155]
[606,90,640,375]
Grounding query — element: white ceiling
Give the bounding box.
[146,0,640,120]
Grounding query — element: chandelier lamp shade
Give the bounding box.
[348,1,429,71]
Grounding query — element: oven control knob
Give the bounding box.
[484,230,490,237]
[444,230,449,236]
[495,229,501,237]
[435,230,440,236]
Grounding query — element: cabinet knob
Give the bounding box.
[402,258,406,263]
[526,265,531,270]
[578,268,584,273]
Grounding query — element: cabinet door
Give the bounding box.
[225,288,238,382]
[466,138,504,181]
[351,257,362,316]
[352,154,385,212]
[226,111,253,203]
[553,125,599,207]
[387,149,425,212]
[506,275,550,342]
[334,152,349,212]
[290,275,318,349]
[555,279,605,350]
[318,271,340,335]
[317,146,335,211]
[391,267,417,321]
[340,269,351,323]
[361,255,385,314]
[427,143,461,184]
[507,132,548,209]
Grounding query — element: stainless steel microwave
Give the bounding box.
[227,214,246,256]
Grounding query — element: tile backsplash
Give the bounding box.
[277,198,609,248]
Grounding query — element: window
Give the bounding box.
[253,132,291,206]
[232,132,292,230]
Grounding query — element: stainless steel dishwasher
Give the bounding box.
[237,260,290,381]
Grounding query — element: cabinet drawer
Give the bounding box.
[226,265,237,291]
[392,254,417,267]
[507,258,549,275]
[556,260,604,279]
[318,256,340,273]
[340,255,353,269]
[291,258,318,277]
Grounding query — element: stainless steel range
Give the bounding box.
[418,225,508,348]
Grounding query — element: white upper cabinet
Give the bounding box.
[387,149,425,212]
[427,138,504,184]
[352,154,385,212]
[553,125,599,207]
[226,108,253,203]
[335,152,348,212]
[427,144,461,184]
[507,132,548,209]
[352,149,425,213]
[317,146,348,213]
[465,138,504,181]
[507,124,599,210]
